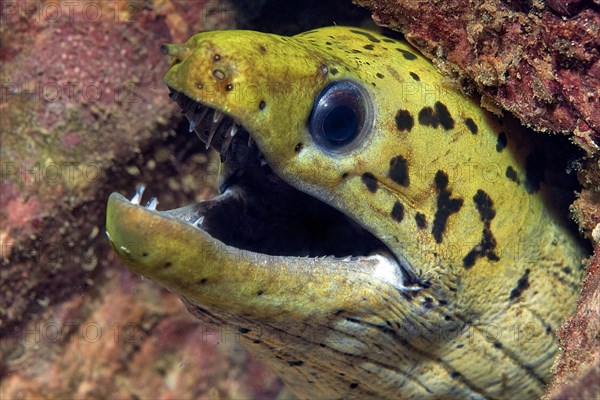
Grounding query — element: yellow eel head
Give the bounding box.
[106,27,586,398]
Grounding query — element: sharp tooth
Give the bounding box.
[193,216,204,227]
[130,184,146,205]
[146,197,158,210]
[220,124,237,154]
[206,111,224,150]
[213,110,223,124]
[260,158,267,167]
[247,136,254,147]
[229,123,239,137]
[188,120,196,133]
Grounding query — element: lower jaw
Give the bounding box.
[105,189,408,323]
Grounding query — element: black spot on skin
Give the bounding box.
[409,72,420,81]
[326,41,332,45]
[352,49,362,54]
[509,269,530,300]
[473,189,496,221]
[288,360,304,366]
[389,155,410,186]
[415,213,427,229]
[319,343,326,347]
[562,266,572,274]
[361,172,378,193]
[432,171,463,243]
[239,327,251,333]
[350,383,359,389]
[506,166,520,184]
[376,72,384,78]
[364,44,375,50]
[451,371,461,379]
[259,45,267,53]
[257,290,264,296]
[253,339,262,344]
[391,201,404,222]
[418,102,454,130]
[434,102,454,130]
[142,252,148,257]
[349,29,381,43]
[259,100,266,110]
[397,48,417,60]
[524,148,546,194]
[330,67,339,75]
[395,110,414,132]
[164,261,172,268]
[463,189,500,268]
[493,341,503,349]
[199,278,208,285]
[464,118,478,134]
[418,107,438,128]
[496,132,508,152]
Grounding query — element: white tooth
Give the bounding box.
[130,184,146,205]
[247,136,254,147]
[260,158,268,167]
[206,111,223,150]
[146,197,158,210]
[213,110,223,124]
[206,127,217,150]
[229,123,239,137]
[193,216,204,226]
[188,120,196,133]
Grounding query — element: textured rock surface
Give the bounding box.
[544,249,600,400]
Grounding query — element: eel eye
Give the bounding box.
[308,80,372,152]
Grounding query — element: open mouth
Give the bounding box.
[108,91,408,265]
[150,89,393,259]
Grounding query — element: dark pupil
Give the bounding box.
[323,105,357,142]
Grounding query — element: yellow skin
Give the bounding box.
[106,27,586,399]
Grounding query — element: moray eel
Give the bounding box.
[106,27,587,399]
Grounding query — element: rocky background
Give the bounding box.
[1,0,598,398]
